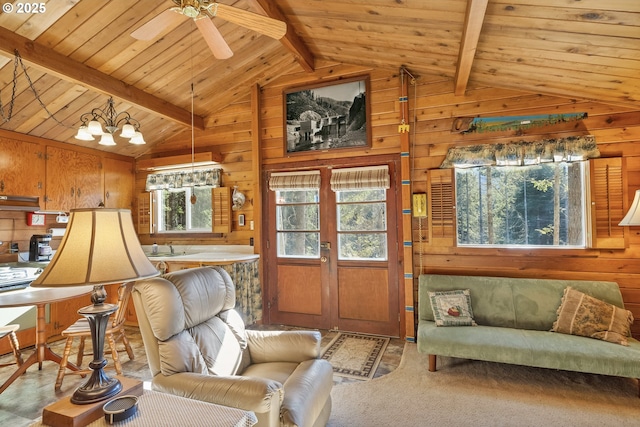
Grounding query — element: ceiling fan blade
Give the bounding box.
[195,17,233,59]
[131,9,184,40]
[212,3,287,40]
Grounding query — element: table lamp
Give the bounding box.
[30,208,159,404]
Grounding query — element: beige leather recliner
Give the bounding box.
[132,266,333,427]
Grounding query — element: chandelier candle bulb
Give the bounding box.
[87,120,104,136]
[120,124,136,138]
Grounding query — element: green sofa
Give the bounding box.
[417,274,640,393]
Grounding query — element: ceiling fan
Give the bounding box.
[131,0,287,59]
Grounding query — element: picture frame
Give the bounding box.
[284,75,371,154]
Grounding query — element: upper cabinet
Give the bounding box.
[103,157,134,209]
[0,138,44,197]
[44,146,103,211]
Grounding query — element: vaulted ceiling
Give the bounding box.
[0,0,638,158]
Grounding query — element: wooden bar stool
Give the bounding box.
[0,324,23,368]
[54,283,135,390]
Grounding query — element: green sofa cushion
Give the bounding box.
[418,320,640,379]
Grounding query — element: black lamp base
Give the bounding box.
[71,296,122,405]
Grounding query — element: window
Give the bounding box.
[455,162,588,247]
[336,189,388,260]
[275,189,320,258]
[154,187,212,233]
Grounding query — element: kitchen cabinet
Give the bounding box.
[103,157,134,209]
[44,146,102,211]
[0,294,89,352]
[0,137,44,197]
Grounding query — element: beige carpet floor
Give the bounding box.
[328,343,640,427]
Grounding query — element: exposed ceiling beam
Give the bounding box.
[0,26,205,130]
[249,0,315,72]
[454,0,489,96]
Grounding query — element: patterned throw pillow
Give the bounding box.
[552,286,634,346]
[428,289,477,327]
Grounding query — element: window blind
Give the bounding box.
[268,170,321,190]
[330,165,390,191]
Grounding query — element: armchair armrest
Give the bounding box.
[247,330,321,363]
[152,372,283,414]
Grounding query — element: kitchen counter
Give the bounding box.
[146,252,259,263]
[143,245,259,263]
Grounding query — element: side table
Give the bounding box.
[32,388,257,427]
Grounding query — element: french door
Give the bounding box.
[264,160,400,337]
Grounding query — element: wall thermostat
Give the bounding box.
[27,213,45,226]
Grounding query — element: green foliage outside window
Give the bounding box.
[337,189,387,260]
[158,187,212,232]
[455,162,586,247]
[276,190,320,258]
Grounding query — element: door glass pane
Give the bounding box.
[338,233,387,260]
[336,189,388,260]
[277,232,320,257]
[276,189,320,258]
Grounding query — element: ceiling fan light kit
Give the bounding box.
[75,97,145,145]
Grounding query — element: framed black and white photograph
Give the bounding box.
[284,76,371,154]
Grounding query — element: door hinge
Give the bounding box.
[266,240,270,249]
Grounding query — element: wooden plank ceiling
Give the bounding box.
[0,0,637,158]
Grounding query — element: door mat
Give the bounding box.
[321,332,390,380]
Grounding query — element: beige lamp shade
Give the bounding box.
[31,208,159,288]
[619,190,640,226]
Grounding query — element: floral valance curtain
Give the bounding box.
[440,135,599,169]
[330,165,390,191]
[145,168,221,191]
[268,170,321,190]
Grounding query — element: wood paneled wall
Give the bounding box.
[0,212,63,260]
[134,95,258,247]
[406,75,640,336]
[257,60,640,338]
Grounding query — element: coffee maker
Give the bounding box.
[29,234,53,262]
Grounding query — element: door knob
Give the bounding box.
[321,256,328,263]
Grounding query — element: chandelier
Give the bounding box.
[74,97,145,145]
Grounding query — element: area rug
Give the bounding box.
[321,333,390,380]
